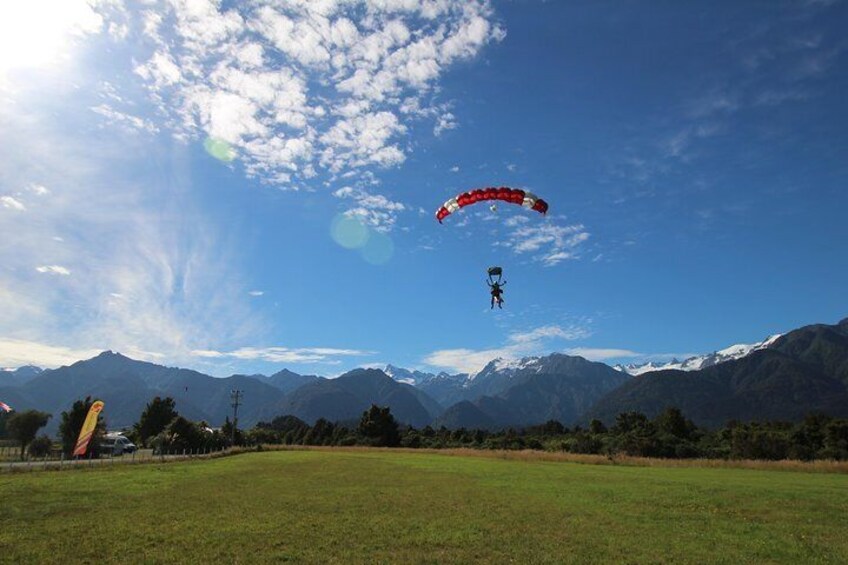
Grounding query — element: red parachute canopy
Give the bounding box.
[435,186,548,223]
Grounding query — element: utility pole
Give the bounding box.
[230,389,242,446]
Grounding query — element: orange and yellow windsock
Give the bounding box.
[72,400,104,457]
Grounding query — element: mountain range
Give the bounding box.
[614,334,783,375]
[1,317,846,432]
[589,318,848,427]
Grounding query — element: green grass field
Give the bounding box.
[1,449,847,564]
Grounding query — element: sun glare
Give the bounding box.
[0,0,102,76]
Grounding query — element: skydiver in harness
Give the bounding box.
[487,266,506,309]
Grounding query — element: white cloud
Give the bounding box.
[564,348,641,361]
[320,111,407,171]
[510,325,592,343]
[248,290,264,297]
[0,338,101,369]
[449,165,459,173]
[333,185,405,231]
[501,222,590,266]
[434,112,457,136]
[28,184,50,196]
[503,215,528,228]
[36,265,71,276]
[192,346,372,364]
[1,196,25,211]
[424,322,593,374]
[424,347,506,375]
[101,0,504,186]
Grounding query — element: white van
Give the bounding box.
[101,434,137,456]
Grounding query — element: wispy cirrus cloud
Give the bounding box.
[90,103,159,134]
[610,5,843,192]
[0,81,267,372]
[500,222,590,266]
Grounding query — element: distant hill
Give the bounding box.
[436,354,630,429]
[5,352,290,432]
[249,368,323,394]
[279,368,442,427]
[587,318,848,427]
[432,400,496,430]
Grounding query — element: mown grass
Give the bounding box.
[1,449,846,564]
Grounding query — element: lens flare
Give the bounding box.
[203,137,236,162]
[330,214,369,249]
[360,231,394,265]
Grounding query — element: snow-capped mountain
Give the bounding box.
[0,365,44,385]
[615,334,783,376]
[383,365,469,407]
[467,356,544,383]
[383,365,436,386]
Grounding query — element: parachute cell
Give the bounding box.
[436,186,548,223]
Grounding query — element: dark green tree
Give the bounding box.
[822,420,848,460]
[612,411,650,435]
[7,410,51,460]
[0,410,10,439]
[164,416,204,451]
[654,407,695,440]
[59,397,106,457]
[304,418,335,445]
[358,404,400,447]
[540,420,566,435]
[134,396,179,447]
[221,416,243,446]
[28,435,53,458]
[589,419,608,435]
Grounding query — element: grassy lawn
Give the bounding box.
[1,449,846,563]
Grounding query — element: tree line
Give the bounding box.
[245,406,848,461]
[2,398,847,462]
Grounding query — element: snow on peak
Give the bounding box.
[469,356,542,382]
[616,334,782,376]
[493,356,540,372]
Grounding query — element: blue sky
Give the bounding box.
[0,0,846,376]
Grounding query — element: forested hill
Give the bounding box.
[586,318,848,427]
